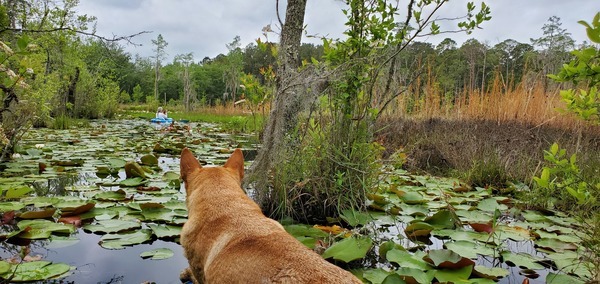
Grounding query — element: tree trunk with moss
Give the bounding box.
[245,0,307,209]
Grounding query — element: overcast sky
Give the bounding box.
[75,0,598,62]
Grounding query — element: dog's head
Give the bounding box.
[180,148,244,196]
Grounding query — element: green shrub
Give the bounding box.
[52,114,71,130]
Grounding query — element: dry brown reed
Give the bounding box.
[387,73,584,130]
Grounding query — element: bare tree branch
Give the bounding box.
[0,27,151,46]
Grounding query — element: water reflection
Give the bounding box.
[30,174,85,196]
[39,230,188,283]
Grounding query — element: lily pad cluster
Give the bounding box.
[285,168,590,283]
[356,169,587,283]
[0,119,254,282]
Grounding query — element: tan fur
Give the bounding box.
[179,148,362,284]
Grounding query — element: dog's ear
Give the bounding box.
[224,149,244,181]
[180,147,202,181]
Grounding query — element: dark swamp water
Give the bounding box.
[0,119,592,283]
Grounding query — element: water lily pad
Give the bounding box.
[445,240,496,259]
[322,236,373,263]
[0,202,25,212]
[107,158,126,168]
[535,238,578,252]
[500,251,544,270]
[119,177,146,187]
[395,267,436,283]
[140,248,174,260]
[404,221,434,238]
[455,209,492,223]
[496,225,532,241]
[140,154,159,166]
[546,272,585,284]
[5,186,33,198]
[58,202,95,217]
[2,261,71,282]
[433,265,473,283]
[424,249,475,269]
[83,219,141,234]
[140,208,176,222]
[533,230,581,243]
[21,196,60,207]
[473,265,509,280]
[148,224,182,239]
[124,161,147,178]
[163,200,187,211]
[93,189,129,201]
[19,208,57,219]
[0,261,9,275]
[361,268,392,284]
[424,210,458,229]
[16,219,75,239]
[398,204,429,217]
[396,190,427,204]
[340,209,374,227]
[99,229,152,249]
[522,210,549,222]
[386,249,432,270]
[285,224,329,238]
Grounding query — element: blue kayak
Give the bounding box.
[150,117,173,123]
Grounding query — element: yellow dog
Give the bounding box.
[179,148,362,283]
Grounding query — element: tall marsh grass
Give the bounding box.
[386,74,581,129]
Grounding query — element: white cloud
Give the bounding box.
[76,0,597,61]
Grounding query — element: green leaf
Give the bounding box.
[119,177,146,187]
[0,261,11,275]
[100,229,152,249]
[500,251,544,270]
[433,265,473,283]
[382,273,407,284]
[83,219,141,234]
[7,261,72,282]
[5,186,33,198]
[361,268,392,284]
[162,171,180,181]
[550,143,559,155]
[546,272,585,284]
[16,219,75,239]
[284,224,328,238]
[148,224,182,238]
[424,249,475,269]
[395,267,436,284]
[95,190,129,202]
[404,221,434,238]
[424,210,457,229]
[0,201,25,212]
[477,198,506,212]
[340,209,374,226]
[107,158,126,168]
[16,36,29,51]
[140,154,159,166]
[140,248,174,260]
[445,240,496,259]
[386,249,432,270]
[473,265,509,280]
[534,238,578,252]
[321,237,373,263]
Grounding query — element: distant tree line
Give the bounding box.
[112,16,578,109]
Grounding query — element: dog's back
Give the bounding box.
[180,148,362,283]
